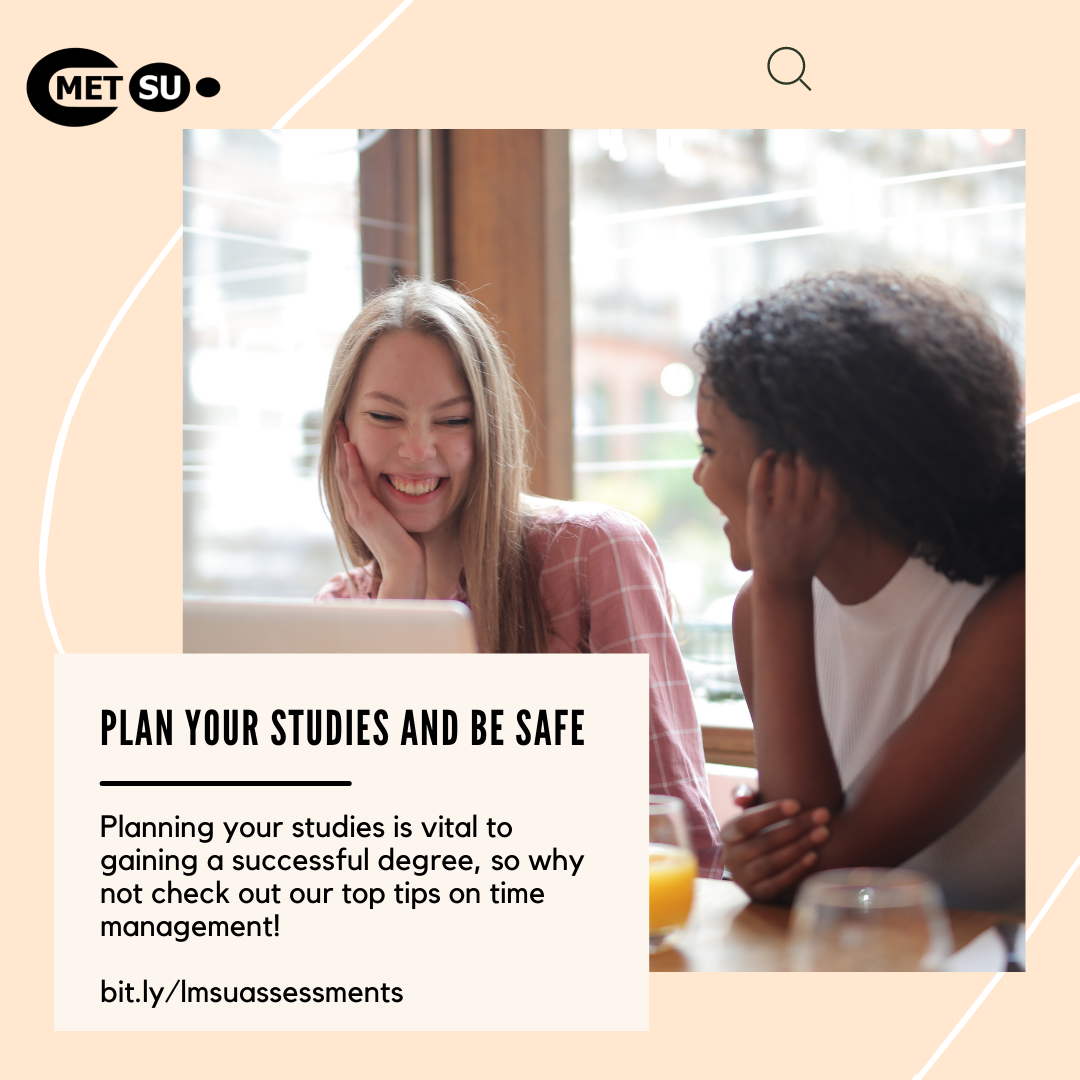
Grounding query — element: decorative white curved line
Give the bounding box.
[39,226,183,654]
[1025,391,1080,425]
[271,0,418,129]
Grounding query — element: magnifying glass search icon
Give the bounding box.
[768,47,811,90]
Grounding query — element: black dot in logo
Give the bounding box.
[195,77,221,98]
[129,62,190,112]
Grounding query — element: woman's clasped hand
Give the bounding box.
[719,797,831,901]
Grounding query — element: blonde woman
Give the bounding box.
[316,280,722,874]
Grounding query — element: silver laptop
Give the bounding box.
[183,598,477,654]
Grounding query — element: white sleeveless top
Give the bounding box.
[812,558,1024,915]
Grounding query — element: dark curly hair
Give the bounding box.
[696,270,1024,583]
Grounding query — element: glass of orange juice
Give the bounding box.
[649,795,697,952]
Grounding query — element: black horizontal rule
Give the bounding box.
[98,780,352,787]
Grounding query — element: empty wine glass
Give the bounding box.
[787,868,954,971]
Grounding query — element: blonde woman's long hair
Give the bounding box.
[319,280,547,653]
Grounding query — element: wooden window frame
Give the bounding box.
[432,129,573,500]
[361,128,751,766]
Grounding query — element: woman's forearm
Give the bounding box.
[751,577,843,809]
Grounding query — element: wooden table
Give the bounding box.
[650,878,1015,972]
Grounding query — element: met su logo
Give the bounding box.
[26,48,219,127]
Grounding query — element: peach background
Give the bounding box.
[3,1,1075,1076]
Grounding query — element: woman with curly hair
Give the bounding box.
[694,270,1024,913]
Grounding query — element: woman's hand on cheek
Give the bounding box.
[746,451,843,588]
[335,422,427,599]
[720,799,831,902]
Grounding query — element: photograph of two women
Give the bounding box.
[182,128,1025,971]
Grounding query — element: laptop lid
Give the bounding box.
[183,599,478,654]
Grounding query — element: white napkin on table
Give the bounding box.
[941,926,1025,972]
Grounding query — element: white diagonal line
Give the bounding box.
[1025,392,1080,425]
[913,850,1080,1078]
[584,202,1026,262]
[906,392,1075,1077]
[39,227,183,653]
[1026,850,1080,939]
[43,0,415,650]
[271,0,417,129]
[574,161,1026,226]
[911,973,1004,1080]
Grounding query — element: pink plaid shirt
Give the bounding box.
[317,501,724,877]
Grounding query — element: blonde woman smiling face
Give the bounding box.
[336,329,475,601]
[318,280,726,878]
[319,280,540,654]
